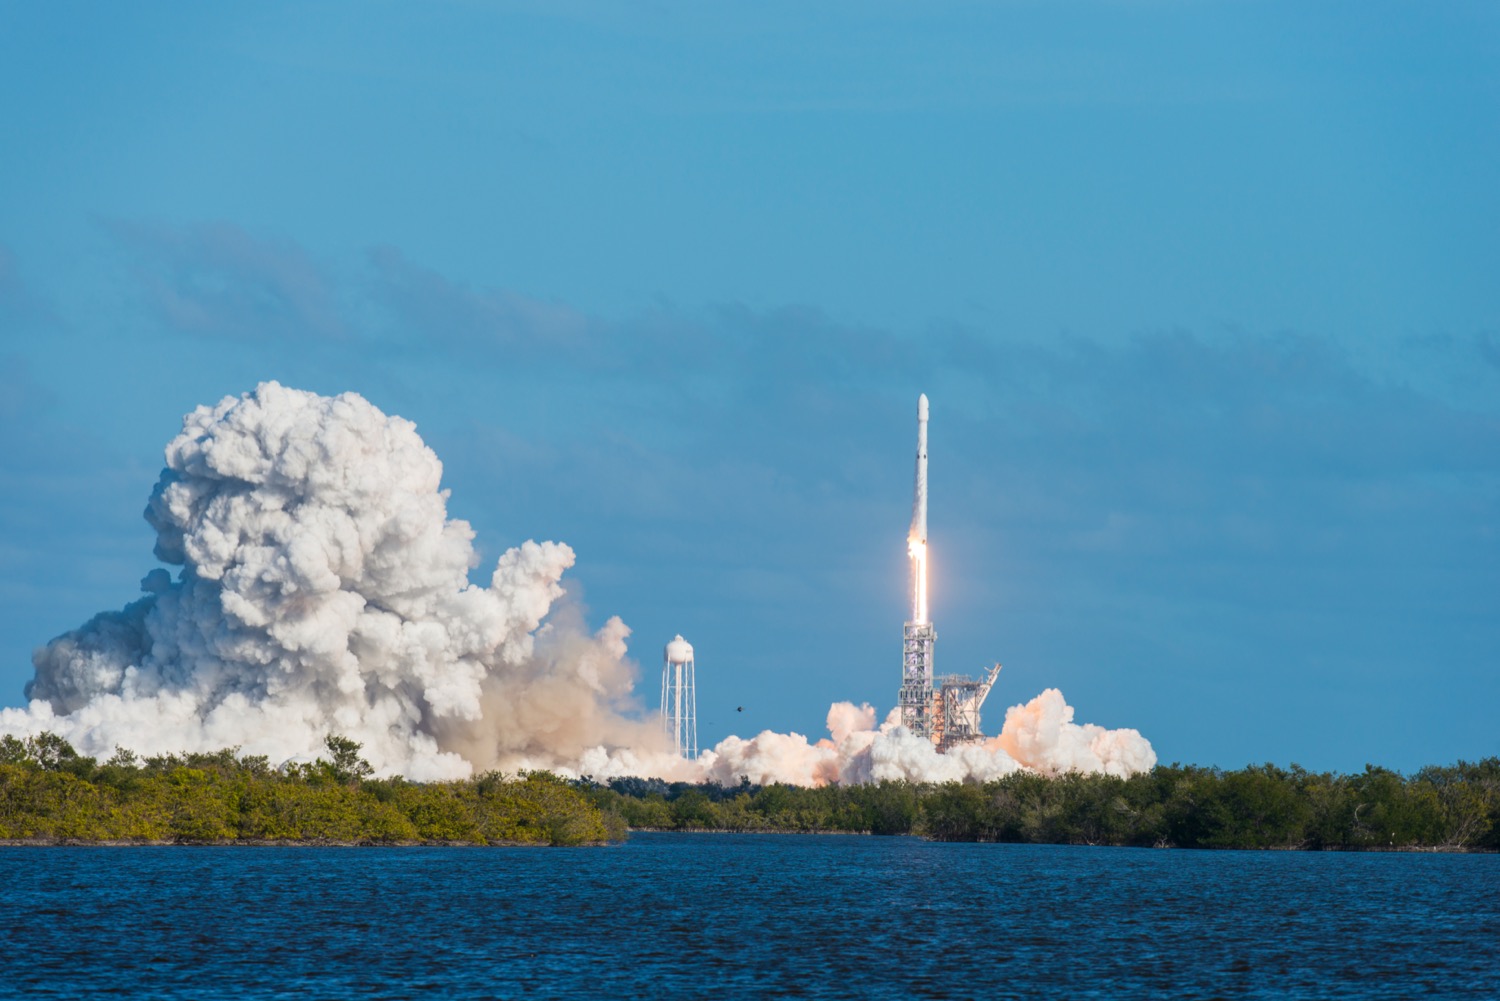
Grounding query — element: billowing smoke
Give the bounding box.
[2,383,1154,784]
[700,691,1155,786]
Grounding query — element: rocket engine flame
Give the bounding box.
[908,537,927,625]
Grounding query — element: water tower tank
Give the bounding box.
[661,634,697,758]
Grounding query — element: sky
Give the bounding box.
[0,0,1496,773]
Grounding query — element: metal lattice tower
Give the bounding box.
[662,634,697,758]
[900,621,936,739]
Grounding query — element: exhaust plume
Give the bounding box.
[2,383,1154,784]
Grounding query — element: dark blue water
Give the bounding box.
[2,835,1496,999]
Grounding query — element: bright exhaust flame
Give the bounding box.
[908,536,927,624]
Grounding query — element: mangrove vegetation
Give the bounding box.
[583,759,1500,850]
[0,733,621,846]
[4,731,1496,850]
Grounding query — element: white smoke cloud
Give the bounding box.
[2,382,1155,785]
[697,689,1155,787]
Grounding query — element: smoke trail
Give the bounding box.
[2,383,1154,784]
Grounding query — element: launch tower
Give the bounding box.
[662,634,697,758]
[899,394,936,738]
[896,394,1004,748]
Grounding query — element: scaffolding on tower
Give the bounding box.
[900,620,936,739]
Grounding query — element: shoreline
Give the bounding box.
[631,829,1494,852]
[7,832,1489,853]
[0,837,612,848]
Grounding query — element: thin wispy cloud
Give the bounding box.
[100,219,346,342]
[368,245,591,358]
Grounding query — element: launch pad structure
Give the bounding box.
[899,393,1000,751]
[933,664,1003,752]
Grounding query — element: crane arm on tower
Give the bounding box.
[973,663,1003,713]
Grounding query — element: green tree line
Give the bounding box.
[7,732,1495,850]
[584,760,1500,850]
[0,733,621,846]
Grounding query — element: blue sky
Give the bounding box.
[1,1,1496,772]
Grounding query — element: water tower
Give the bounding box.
[661,634,697,758]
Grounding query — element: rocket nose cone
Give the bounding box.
[918,393,929,420]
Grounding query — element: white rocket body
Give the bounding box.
[910,393,929,625]
[913,393,928,545]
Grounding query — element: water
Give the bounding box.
[2,835,1496,999]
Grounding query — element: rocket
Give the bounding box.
[912,393,928,545]
[909,393,929,625]
[900,393,936,735]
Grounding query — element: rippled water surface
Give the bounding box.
[2,835,1497,999]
